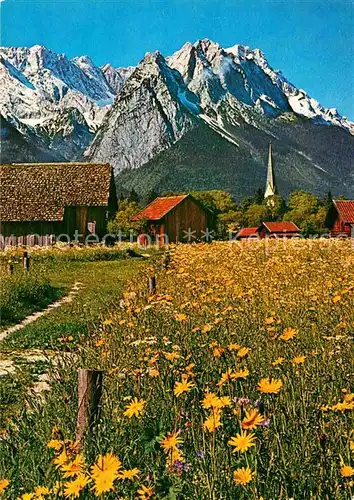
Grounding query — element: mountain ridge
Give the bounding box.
[1,39,353,199]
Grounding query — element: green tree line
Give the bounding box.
[108,188,343,238]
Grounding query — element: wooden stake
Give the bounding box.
[163,252,170,269]
[76,369,103,444]
[23,251,30,271]
[148,276,156,294]
[8,263,14,275]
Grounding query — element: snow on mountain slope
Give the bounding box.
[0,45,129,160]
[1,38,353,186]
[86,39,353,199]
[86,51,198,173]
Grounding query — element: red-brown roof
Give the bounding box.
[333,200,354,223]
[259,221,300,233]
[237,227,259,237]
[132,195,188,221]
[0,163,112,222]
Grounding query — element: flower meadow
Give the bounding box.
[1,240,354,499]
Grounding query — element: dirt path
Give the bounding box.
[0,281,84,342]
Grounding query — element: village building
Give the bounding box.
[132,194,215,243]
[0,163,117,245]
[236,227,259,240]
[257,221,300,238]
[325,199,354,237]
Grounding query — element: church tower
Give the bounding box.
[264,142,278,199]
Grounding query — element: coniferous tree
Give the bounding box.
[128,188,140,204]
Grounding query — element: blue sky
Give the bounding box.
[1,0,353,120]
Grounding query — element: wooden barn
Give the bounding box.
[0,163,117,244]
[132,194,215,243]
[325,200,354,237]
[257,221,300,239]
[236,227,259,240]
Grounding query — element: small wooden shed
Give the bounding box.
[325,200,354,237]
[236,227,259,240]
[132,194,215,243]
[0,162,117,243]
[257,221,300,238]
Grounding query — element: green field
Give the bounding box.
[0,240,353,499]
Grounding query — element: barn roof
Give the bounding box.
[132,195,189,221]
[259,221,300,233]
[333,200,354,223]
[0,163,112,222]
[237,227,259,237]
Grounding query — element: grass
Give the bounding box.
[0,245,152,455]
[0,246,129,330]
[2,258,145,350]
[0,272,62,328]
[0,240,353,499]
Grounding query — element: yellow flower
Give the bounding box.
[264,317,275,325]
[61,454,85,478]
[228,431,256,453]
[148,368,159,377]
[237,347,250,358]
[344,393,354,403]
[117,468,140,480]
[123,398,145,418]
[279,327,297,341]
[33,486,50,496]
[291,355,306,365]
[53,449,69,469]
[166,447,184,466]
[242,409,265,430]
[217,369,234,386]
[219,396,232,407]
[332,295,341,303]
[174,313,187,322]
[17,495,34,500]
[272,357,285,366]
[213,347,225,357]
[233,368,249,379]
[90,453,121,496]
[257,377,283,394]
[233,466,255,485]
[64,475,90,498]
[330,401,354,412]
[340,465,354,477]
[202,392,230,409]
[161,432,183,453]
[164,351,180,361]
[203,409,222,433]
[137,485,154,499]
[202,392,219,409]
[0,479,9,494]
[174,376,194,397]
[47,439,63,451]
[228,343,241,351]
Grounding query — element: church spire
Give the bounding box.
[264,142,277,199]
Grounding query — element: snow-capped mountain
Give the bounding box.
[87,39,353,198]
[1,40,353,198]
[0,45,129,159]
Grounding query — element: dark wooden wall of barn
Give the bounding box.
[0,206,109,239]
[162,197,213,243]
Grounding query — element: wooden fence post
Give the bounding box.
[76,369,103,444]
[148,276,156,294]
[8,263,14,275]
[163,252,171,269]
[23,251,30,271]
